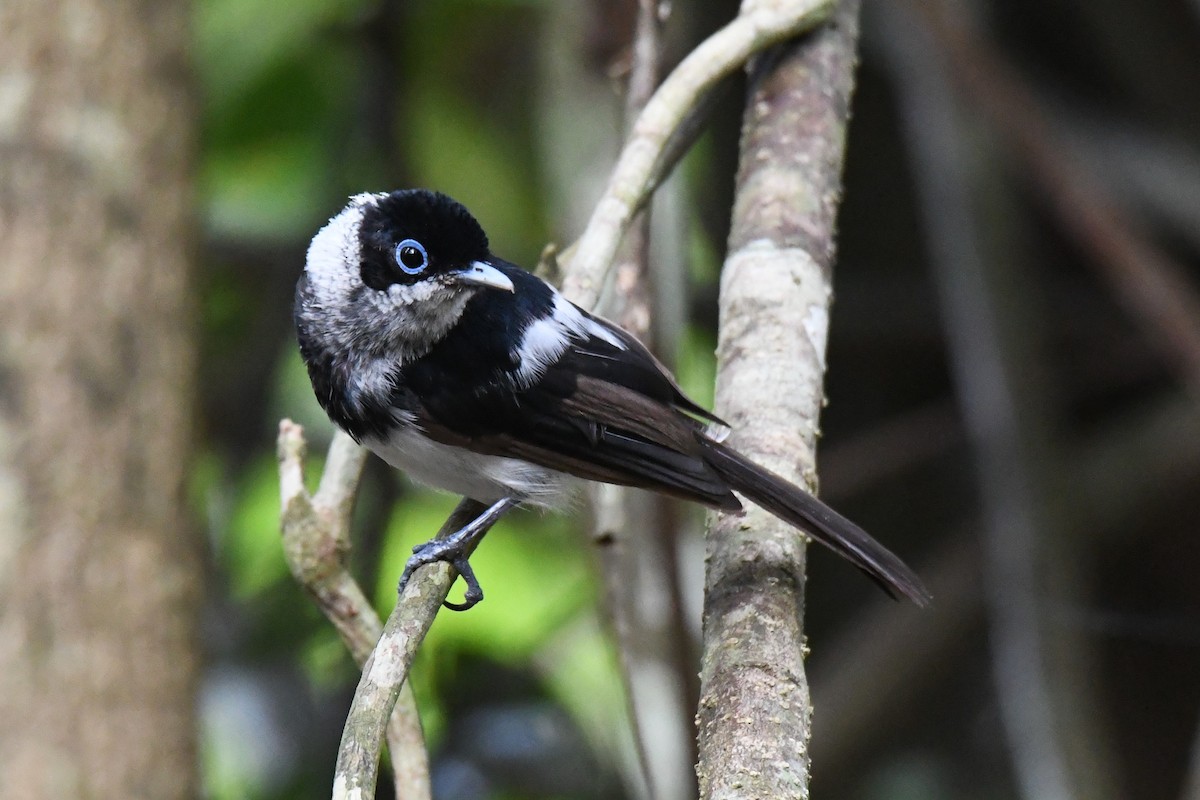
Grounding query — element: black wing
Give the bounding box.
[400,275,929,605]
[419,339,745,509]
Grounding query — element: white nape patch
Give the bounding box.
[363,427,575,509]
[349,191,388,207]
[303,192,387,296]
[304,203,367,294]
[512,292,627,386]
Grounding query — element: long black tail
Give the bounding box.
[701,439,931,606]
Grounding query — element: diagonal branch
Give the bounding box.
[330,497,489,800]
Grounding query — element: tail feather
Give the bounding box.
[702,439,931,606]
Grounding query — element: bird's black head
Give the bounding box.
[297,189,515,364]
[357,190,491,290]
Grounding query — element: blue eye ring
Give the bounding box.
[394,238,428,275]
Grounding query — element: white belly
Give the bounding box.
[362,426,575,509]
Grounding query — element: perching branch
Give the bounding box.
[331,498,490,800]
[695,1,862,797]
[277,423,431,799]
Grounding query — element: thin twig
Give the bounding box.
[277,423,431,799]
[696,1,862,796]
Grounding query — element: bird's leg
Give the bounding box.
[397,496,518,611]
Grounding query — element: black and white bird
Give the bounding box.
[295,189,929,610]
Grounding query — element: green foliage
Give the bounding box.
[677,325,719,413]
[197,0,365,239]
[195,0,363,108]
[407,84,547,260]
[224,456,294,599]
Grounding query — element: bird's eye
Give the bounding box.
[394,239,428,275]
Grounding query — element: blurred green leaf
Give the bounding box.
[299,625,356,688]
[203,134,329,240]
[195,0,364,111]
[198,0,361,240]
[677,325,718,412]
[223,455,294,599]
[274,346,339,445]
[538,614,630,768]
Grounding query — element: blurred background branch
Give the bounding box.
[881,3,1119,797]
[588,2,701,799]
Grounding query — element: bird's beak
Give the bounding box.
[451,261,515,293]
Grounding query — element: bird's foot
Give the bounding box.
[396,496,517,612]
[398,538,484,611]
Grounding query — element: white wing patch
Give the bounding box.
[511,292,627,387]
[583,315,626,350]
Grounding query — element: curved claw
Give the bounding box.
[396,561,420,597]
[441,557,483,611]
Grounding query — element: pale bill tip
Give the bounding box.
[456,261,515,293]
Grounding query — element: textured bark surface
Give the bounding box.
[0,1,201,798]
[696,2,861,798]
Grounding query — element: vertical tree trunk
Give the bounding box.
[0,2,201,798]
[696,1,862,797]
